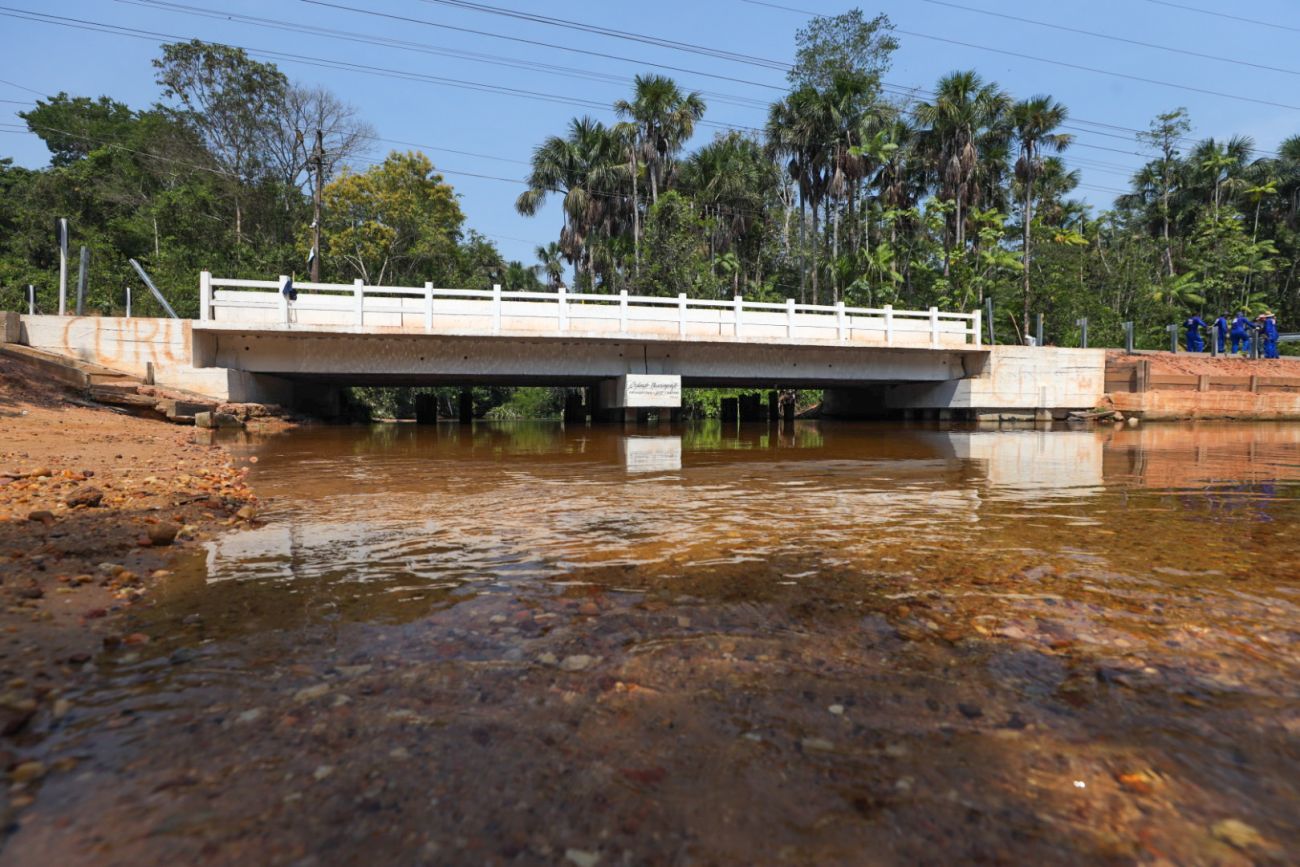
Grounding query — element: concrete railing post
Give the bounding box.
[424,282,434,332]
[929,306,939,348]
[492,284,502,335]
[733,295,743,338]
[786,298,796,338]
[278,274,290,325]
[884,304,894,346]
[678,293,687,337]
[353,279,365,327]
[559,285,568,332]
[199,270,212,322]
[973,308,982,347]
[619,289,628,335]
[836,301,846,343]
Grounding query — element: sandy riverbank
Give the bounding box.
[0,355,260,818]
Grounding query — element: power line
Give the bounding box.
[918,0,1300,78]
[740,0,1300,111]
[117,0,774,111]
[296,0,787,93]
[0,7,764,134]
[1141,0,1300,35]
[411,0,789,70]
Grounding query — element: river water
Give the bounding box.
[11,422,1300,865]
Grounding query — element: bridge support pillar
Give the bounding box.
[415,393,437,424]
[458,389,473,424]
[563,391,586,425]
[720,397,738,424]
[768,391,779,422]
[592,374,681,424]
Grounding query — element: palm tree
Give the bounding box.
[1012,95,1072,331]
[682,131,774,291]
[535,241,565,290]
[614,75,706,206]
[516,117,627,288]
[768,86,829,303]
[914,71,1011,269]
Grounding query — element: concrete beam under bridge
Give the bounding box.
[192,326,982,387]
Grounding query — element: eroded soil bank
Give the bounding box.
[0,357,258,821]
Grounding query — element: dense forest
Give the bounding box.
[1,10,1298,416]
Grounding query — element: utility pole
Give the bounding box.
[310,128,324,282]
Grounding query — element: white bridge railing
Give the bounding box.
[199,272,982,349]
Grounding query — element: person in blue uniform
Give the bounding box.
[1184,315,1209,352]
[1230,312,1253,354]
[1212,314,1229,353]
[1259,312,1280,359]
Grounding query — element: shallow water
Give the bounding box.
[11,421,1300,865]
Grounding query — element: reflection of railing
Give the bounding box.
[199,272,982,348]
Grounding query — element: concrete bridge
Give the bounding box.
[4,273,1107,420]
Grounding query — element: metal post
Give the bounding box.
[1036,312,1044,347]
[76,246,88,316]
[57,218,68,315]
[125,286,132,318]
[1167,323,1179,353]
[127,259,178,319]
[1077,317,1088,349]
[1211,321,1221,358]
[1123,321,1134,354]
[27,285,35,316]
[985,297,995,345]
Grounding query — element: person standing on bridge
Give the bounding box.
[1258,312,1280,359]
[1212,313,1229,354]
[1183,315,1209,353]
[1230,311,1253,354]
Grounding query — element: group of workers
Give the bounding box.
[1184,312,1281,358]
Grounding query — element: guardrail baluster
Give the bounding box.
[492,284,501,335]
[678,293,687,337]
[786,298,796,338]
[973,308,982,347]
[734,295,743,338]
[279,274,290,325]
[200,270,212,322]
[424,282,434,332]
[354,279,364,327]
[619,290,628,335]
[929,306,939,348]
[885,304,894,346]
[558,286,568,333]
[836,301,846,343]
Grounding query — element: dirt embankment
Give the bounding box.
[0,356,260,811]
[1107,350,1300,378]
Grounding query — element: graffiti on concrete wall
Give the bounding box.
[54,317,187,371]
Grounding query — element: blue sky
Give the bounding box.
[2,0,1297,274]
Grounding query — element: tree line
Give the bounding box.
[514,10,1299,349]
[1,12,1298,354]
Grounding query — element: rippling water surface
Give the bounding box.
[15,421,1300,865]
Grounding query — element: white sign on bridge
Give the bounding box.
[602,374,681,409]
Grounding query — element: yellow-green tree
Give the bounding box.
[317,151,465,285]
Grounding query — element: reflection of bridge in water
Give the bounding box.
[201,423,1300,591]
